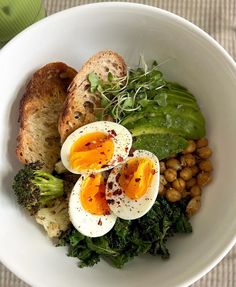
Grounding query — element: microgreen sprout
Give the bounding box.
[88,57,168,122]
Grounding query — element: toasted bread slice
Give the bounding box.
[58,50,127,142]
[16,62,77,172]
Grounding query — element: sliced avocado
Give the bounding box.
[163,82,195,98]
[153,92,197,109]
[156,90,196,102]
[126,118,205,139]
[166,82,189,92]
[121,79,206,159]
[124,111,205,139]
[132,134,188,160]
[122,105,204,126]
[163,94,197,105]
[145,105,203,121]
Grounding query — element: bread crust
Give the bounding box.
[58,50,127,142]
[16,62,77,171]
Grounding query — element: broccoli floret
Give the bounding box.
[12,162,64,214]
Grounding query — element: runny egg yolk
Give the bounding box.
[69,132,114,171]
[119,157,155,200]
[80,173,110,215]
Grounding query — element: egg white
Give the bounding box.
[69,175,117,237]
[61,121,132,174]
[105,150,160,220]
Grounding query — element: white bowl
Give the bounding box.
[0,2,236,287]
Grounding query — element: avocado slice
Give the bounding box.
[156,89,196,101]
[166,82,189,92]
[132,134,188,160]
[160,93,197,106]
[165,81,196,94]
[123,108,205,139]
[122,105,204,126]
[128,118,205,139]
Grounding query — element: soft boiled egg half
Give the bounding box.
[106,150,160,220]
[69,172,117,237]
[61,121,132,174]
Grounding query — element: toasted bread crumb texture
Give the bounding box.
[58,50,127,142]
[16,62,77,172]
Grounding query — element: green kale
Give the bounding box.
[58,197,192,268]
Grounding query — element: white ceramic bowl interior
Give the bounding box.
[0,3,236,287]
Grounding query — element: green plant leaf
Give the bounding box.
[88,72,100,93]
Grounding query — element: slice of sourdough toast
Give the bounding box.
[16,62,77,172]
[58,50,127,142]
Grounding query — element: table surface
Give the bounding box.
[1,0,235,286]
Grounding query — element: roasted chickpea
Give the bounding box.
[160,161,166,174]
[166,158,181,171]
[196,138,208,148]
[158,183,166,196]
[199,160,213,172]
[186,177,197,189]
[180,167,193,181]
[197,147,212,159]
[182,140,196,154]
[172,178,186,192]
[166,188,182,202]
[180,154,196,167]
[164,168,177,182]
[186,196,201,217]
[160,175,168,186]
[190,185,202,197]
[191,165,199,176]
[197,172,212,186]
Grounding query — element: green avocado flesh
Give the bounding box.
[121,83,206,158]
[123,109,205,139]
[122,105,205,128]
[132,134,188,160]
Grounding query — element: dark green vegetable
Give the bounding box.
[58,197,192,268]
[12,162,64,214]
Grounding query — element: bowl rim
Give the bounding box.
[1,1,236,69]
[0,2,236,287]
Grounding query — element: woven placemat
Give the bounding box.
[1,1,235,286]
